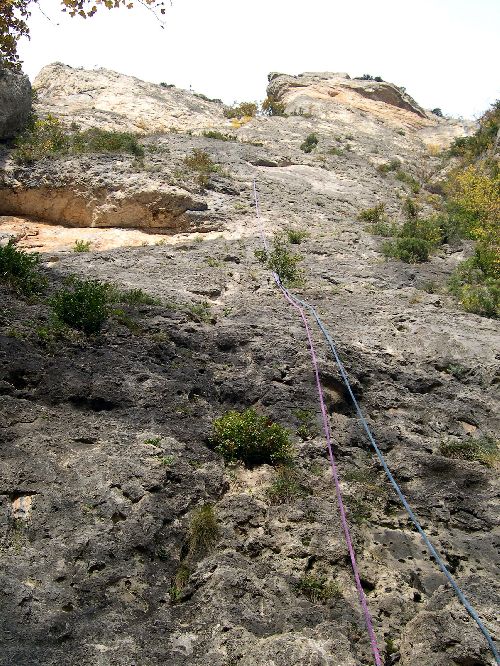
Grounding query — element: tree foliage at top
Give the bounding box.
[0,0,166,70]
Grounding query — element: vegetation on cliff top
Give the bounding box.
[13,115,144,163]
[445,100,499,317]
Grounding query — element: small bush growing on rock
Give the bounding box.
[0,240,46,296]
[193,93,222,104]
[223,102,257,119]
[184,149,220,188]
[296,574,342,603]
[261,97,286,117]
[448,255,499,318]
[440,437,499,467]
[382,237,431,264]
[358,203,386,223]
[188,503,219,558]
[14,115,144,163]
[285,228,309,244]
[14,115,69,163]
[377,158,402,174]
[185,300,212,322]
[448,100,500,160]
[73,239,91,253]
[211,409,293,466]
[381,210,444,264]
[294,408,319,441]
[267,466,305,504]
[432,108,444,117]
[396,170,421,193]
[400,216,443,246]
[109,287,160,306]
[169,564,190,603]
[255,234,304,287]
[202,130,237,142]
[51,278,110,334]
[300,133,319,153]
[328,146,344,157]
[370,220,398,237]
[72,128,144,157]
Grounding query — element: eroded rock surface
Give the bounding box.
[0,66,498,666]
[0,68,32,140]
[34,63,226,133]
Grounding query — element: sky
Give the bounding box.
[18,0,500,120]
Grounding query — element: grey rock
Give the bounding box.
[0,68,32,140]
[0,64,498,666]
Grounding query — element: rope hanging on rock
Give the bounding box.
[253,180,383,666]
[252,179,500,665]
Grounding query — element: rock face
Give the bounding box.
[268,71,428,118]
[266,71,474,146]
[34,63,226,133]
[0,154,213,231]
[0,68,32,140]
[0,66,498,666]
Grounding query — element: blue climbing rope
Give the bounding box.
[285,288,500,664]
[251,178,500,664]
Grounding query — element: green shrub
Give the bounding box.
[73,239,91,253]
[382,237,431,263]
[370,220,398,237]
[0,240,46,296]
[448,243,499,317]
[223,102,257,119]
[261,97,286,116]
[448,100,500,160]
[14,115,69,163]
[285,228,309,244]
[72,128,144,157]
[202,130,237,142]
[437,209,469,245]
[193,93,222,104]
[267,466,305,504]
[109,287,160,306]
[377,158,402,174]
[296,574,342,603]
[188,504,219,558]
[432,108,444,117]
[51,278,110,334]
[448,260,499,318]
[184,149,220,187]
[358,203,385,223]
[211,408,293,466]
[300,133,319,153]
[396,170,421,193]
[294,408,319,440]
[255,234,304,287]
[403,197,420,220]
[400,217,443,247]
[185,300,212,322]
[440,437,499,467]
[14,116,144,163]
[169,563,190,603]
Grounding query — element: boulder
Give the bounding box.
[0,68,32,140]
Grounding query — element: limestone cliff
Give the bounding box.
[0,66,498,666]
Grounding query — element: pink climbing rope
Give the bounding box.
[253,180,382,666]
[280,287,382,666]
